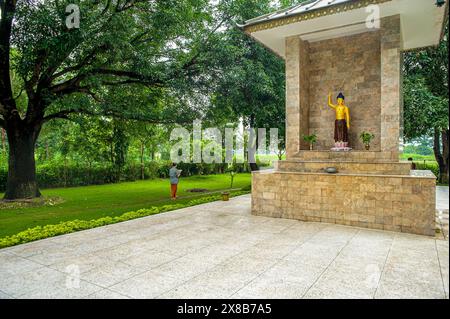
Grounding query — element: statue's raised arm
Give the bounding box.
[328,92,336,109]
[345,106,350,129]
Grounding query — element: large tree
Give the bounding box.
[0,0,223,199]
[403,23,449,183]
[210,0,288,170]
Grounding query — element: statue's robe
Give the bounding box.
[334,119,348,142]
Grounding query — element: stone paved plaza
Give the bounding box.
[0,194,448,299]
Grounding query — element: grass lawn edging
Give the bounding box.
[0,190,250,249]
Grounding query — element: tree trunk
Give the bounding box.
[45,140,50,160]
[440,129,449,184]
[248,114,259,171]
[1,128,6,152]
[433,128,449,184]
[140,141,145,180]
[4,126,41,200]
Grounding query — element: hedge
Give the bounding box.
[0,161,268,191]
[0,190,250,248]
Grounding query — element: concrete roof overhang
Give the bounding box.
[239,0,448,58]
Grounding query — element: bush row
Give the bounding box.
[0,160,268,191]
[0,190,250,248]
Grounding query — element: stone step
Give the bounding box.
[292,150,398,163]
[276,160,412,175]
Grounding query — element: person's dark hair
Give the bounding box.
[172,163,177,167]
[407,157,413,161]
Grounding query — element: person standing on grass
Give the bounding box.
[407,157,417,170]
[169,163,180,200]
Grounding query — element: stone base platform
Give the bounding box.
[293,150,398,162]
[251,170,436,236]
[276,160,412,175]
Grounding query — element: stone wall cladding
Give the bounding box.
[308,30,382,151]
[251,171,436,236]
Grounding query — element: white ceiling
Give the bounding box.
[248,0,448,58]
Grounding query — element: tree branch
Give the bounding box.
[43,108,192,125]
[49,67,165,97]
[0,0,17,115]
[48,44,110,83]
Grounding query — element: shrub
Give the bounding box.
[0,161,255,191]
[0,190,250,248]
[360,131,375,145]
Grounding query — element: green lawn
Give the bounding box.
[0,173,251,238]
[400,153,436,162]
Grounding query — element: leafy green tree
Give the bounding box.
[403,24,449,183]
[0,0,224,199]
[210,0,287,170]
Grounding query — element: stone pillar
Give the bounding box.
[299,38,310,150]
[285,36,309,159]
[380,15,402,160]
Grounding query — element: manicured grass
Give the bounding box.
[400,153,436,162]
[0,173,251,238]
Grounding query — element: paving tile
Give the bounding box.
[108,269,184,299]
[440,267,449,298]
[153,258,216,282]
[328,256,386,274]
[0,290,12,299]
[0,253,44,276]
[232,275,310,299]
[159,269,246,299]
[0,267,69,297]
[93,243,151,262]
[303,286,363,299]
[259,259,324,285]
[182,242,244,265]
[385,250,441,271]
[311,266,381,298]
[217,254,279,276]
[27,247,91,266]
[120,249,178,270]
[86,289,131,299]
[48,253,111,273]
[161,256,277,299]
[6,241,65,258]
[154,236,215,257]
[284,243,342,267]
[375,279,446,299]
[19,280,103,299]
[81,261,144,288]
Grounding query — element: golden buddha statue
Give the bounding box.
[328,92,351,150]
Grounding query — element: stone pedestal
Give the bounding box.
[251,15,437,237]
[252,169,436,236]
